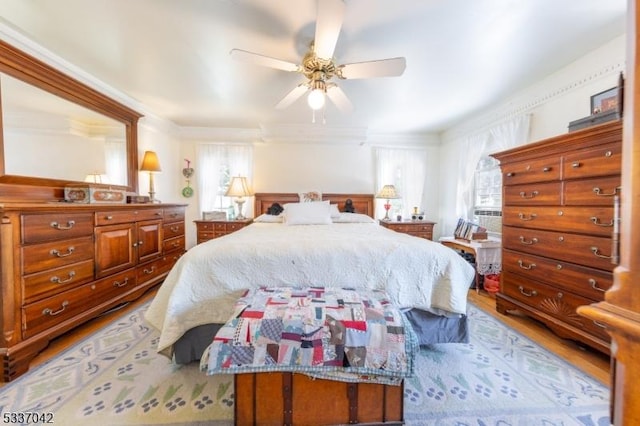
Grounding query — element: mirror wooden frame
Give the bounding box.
[0,39,142,201]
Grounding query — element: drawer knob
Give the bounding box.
[517,260,536,270]
[50,246,75,258]
[42,300,69,316]
[518,286,537,297]
[572,162,581,168]
[590,246,612,259]
[589,278,605,292]
[506,172,515,177]
[105,215,113,220]
[604,150,612,158]
[50,271,76,284]
[517,213,537,221]
[519,190,539,199]
[170,226,179,232]
[593,187,619,197]
[542,167,551,172]
[590,216,613,227]
[50,220,76,230]
[113,278,130,288]
[518,236,538,245]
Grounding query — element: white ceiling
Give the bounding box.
[0,0,627,135]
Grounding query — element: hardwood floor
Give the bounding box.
[2,287,610,388]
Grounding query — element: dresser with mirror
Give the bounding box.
[0,40,185,381]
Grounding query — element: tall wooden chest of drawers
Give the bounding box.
[491,121,621,354]
[0,203,186,381]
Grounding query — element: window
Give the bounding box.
[473,155,502,233]
[375,148,428,220]
[197,144,252,218]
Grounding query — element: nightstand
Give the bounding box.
[379,220,436,241]
[194,218,252,244]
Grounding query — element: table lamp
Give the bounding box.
[376,184,400,221]
[225,176,253,220]
[140,150,162,203]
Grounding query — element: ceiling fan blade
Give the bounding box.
[230,48,299,72]
[314,0,345,60]
[275,83,309,109]
[339,57,406,79]
[326,85,353,113]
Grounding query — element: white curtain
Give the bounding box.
[104,139,127,185]
[196,143,253,215]
[454,114,531,220]
[375,148,428,219]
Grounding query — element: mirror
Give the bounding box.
[0,39,141,200]
[2,73,128,185]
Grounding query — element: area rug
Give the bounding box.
[0,302,609,425]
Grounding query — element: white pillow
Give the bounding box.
[298,191,322,203]
[331,213,376,224]
[253,213,283,223]
[329,203,341,218]
[283,201,332,225]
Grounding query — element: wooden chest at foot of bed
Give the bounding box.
[235,372,404,425]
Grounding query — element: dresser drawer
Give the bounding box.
[136,257,166,285]
[163,207,185,223]
[504,182,562,205]
[562,142,621,180]
[501,157,561,185]
[225,221,249,233]
[23,278,110,339]
[502,249,612,300]
[502,206,614,236]
[501,271,610,341]
[95,208,163,225]
[22,213,94,244]
[163,235,185,254]
[23,260,95,304]
[197,232,215,243]
[163,221,185,239]
[21,236,94,275]
[502,226,615,271]
[87,268,138,305]
[563,176,621,206]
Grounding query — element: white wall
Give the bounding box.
[436,35,626,239]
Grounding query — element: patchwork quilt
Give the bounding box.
[200,286,418,384]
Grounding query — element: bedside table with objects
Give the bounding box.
[439,236,501,293]
[194,218,253,244]
[379,220,436,241]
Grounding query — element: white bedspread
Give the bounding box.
[144,222,475,355]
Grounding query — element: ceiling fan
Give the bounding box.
[230,0,406,116]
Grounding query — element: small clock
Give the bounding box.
[182,186,194,198]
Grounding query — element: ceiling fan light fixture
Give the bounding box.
[307,88,326,110]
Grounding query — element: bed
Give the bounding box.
[144,193,475,363]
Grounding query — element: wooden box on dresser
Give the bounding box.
[491,120,621,354]
[0,203,186,381]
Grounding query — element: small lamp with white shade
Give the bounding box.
[225,176,253,220]
[375,184,400,221]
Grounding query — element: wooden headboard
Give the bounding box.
[254,193,375,218]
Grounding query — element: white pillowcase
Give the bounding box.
[283,201,332,225]
[253,213,283,223]
[331,213,376,223]
[329,203,341,218]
